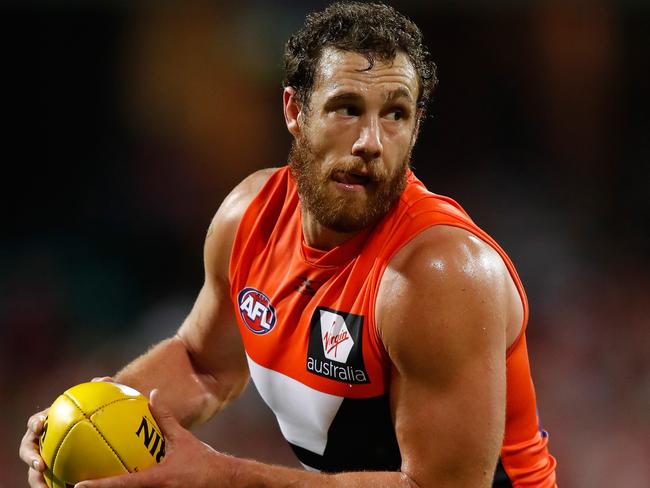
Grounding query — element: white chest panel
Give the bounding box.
[246,354,343,456]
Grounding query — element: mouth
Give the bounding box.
[331,169,372,190]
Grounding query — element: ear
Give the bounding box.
[283,86,302,137]
[411,112,422,145]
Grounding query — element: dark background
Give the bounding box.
[2,1,649,486]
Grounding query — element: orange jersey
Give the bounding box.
[229,166,557,486]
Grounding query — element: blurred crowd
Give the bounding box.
[2,1,649,486]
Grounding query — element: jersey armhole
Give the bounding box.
[369,219,529,361]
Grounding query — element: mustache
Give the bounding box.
[327,159,389,182]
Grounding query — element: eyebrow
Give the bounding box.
[324,88,414,105]
[325,92,363,104]
[385,87,413,103]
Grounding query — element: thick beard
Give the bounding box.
[288,133,409,233]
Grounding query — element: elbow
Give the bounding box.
[399,472,422,488]
[400,463,494,488]
[183,344,249,420]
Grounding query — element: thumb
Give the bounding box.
[91,376,114,383]
[148,389,181,440]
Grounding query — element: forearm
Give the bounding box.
[114,336,227,428]
[227,457,417,488]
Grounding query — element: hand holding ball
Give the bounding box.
[39,382,165,487]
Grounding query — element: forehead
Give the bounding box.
[313,47,419,103]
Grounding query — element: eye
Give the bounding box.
[335,106,360,117]
[384,109,404,121]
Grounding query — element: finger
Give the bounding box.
[19,429,45,471]
[28,411,47,434]
[21,411,47,462]
[91,376,114,383]
[148,389,181,439]
[28,467,49,488]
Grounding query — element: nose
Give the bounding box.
[352,115,383,162]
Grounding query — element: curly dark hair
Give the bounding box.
[283,1,437,118]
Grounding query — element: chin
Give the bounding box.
[318,206,379,234]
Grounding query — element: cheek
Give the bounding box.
[383,131,414,164]
[316,118,357,149]
[310,131,354,171]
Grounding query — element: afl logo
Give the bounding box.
[238,287,277,334]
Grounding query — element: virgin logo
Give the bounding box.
[323,327,349,357]
[319,310,354,363]
[307,307,369,384]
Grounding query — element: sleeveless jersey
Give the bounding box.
[229,166,557,486]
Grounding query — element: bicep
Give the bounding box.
[177,277,248,402]
[389,327,506,487]
[172,230,248,419]
[379,228,511,487]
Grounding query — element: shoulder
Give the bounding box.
[204,168,278,282]
[211,168,278,228]
[384,225,508,285]
[376,225,521,369]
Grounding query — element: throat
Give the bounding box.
[301,206,358,251]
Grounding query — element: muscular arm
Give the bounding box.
[377,225,522,487]
[113,169,276,428]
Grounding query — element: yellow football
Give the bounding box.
[39,381,165,488]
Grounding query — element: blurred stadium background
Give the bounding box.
[2,1,649,486]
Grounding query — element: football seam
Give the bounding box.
[85,417,130,473]
[48,402,81,483]
[57,394,132,474]
[67,394,140,418]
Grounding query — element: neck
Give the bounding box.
[301,209,358,251]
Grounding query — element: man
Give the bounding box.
[20,2,557,487]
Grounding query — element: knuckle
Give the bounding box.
[19,444,32,463]
[28,411,47,433]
